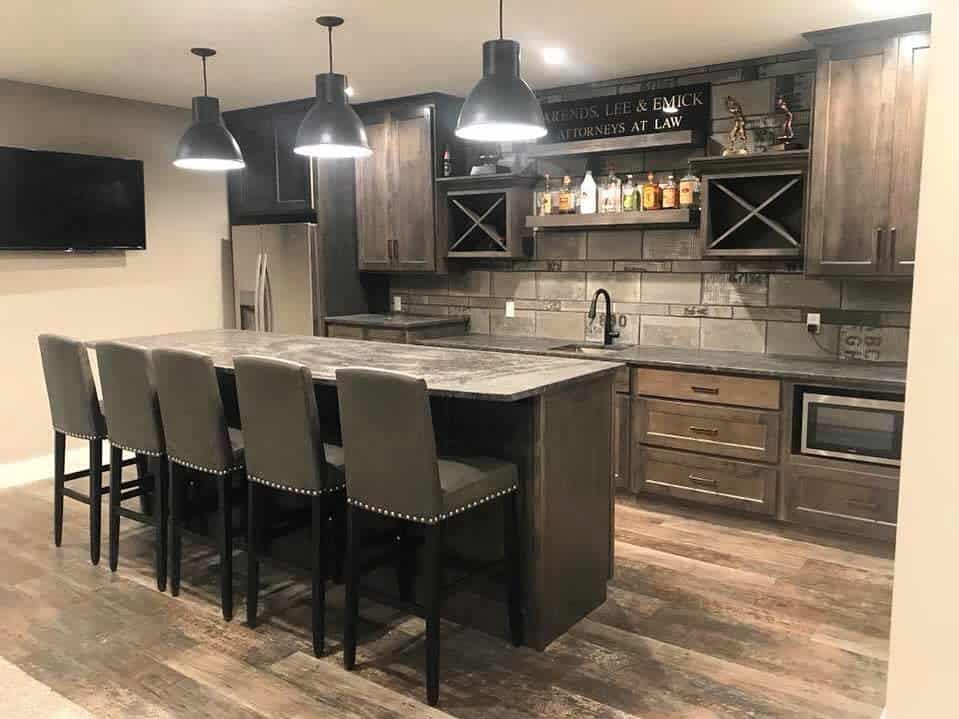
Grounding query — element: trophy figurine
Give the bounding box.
[770,95,803,151]
[723,96,749,156]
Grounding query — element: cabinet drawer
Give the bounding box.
[327,325,365,340]
[635,398,779,463]
[633,368,780,410]
[365,328,406,343]
[787,464,898,541]
[634,446,777,515]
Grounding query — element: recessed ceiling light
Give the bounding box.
[345,86,355,97]
[542,48,567,65]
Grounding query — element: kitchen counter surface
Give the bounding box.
[325,313,469,329]
[97,329,621,402]
[416,334,907,390]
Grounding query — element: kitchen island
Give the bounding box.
[96,329,622,650]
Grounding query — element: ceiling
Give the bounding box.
[2,0,931,111]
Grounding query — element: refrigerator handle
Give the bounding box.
[262,252,274,333]
[254,252,265,332]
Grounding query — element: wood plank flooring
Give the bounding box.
[0,479,894,718]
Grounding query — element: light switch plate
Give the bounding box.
[393,295,403,312]
[505,300,515,318]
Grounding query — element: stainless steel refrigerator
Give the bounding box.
[231,162,385,335]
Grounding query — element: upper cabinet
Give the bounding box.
[353,94,462,273]
[223,100,315,224]
[804,15,930,278]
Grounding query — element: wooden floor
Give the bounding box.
[0,478,894,718]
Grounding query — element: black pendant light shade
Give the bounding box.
[294,17,371,159]
[455,2,546,143]
[174,48,244,171]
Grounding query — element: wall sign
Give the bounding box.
[540,84,710,144]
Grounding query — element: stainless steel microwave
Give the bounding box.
[799,389,905,467]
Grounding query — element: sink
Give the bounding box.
[549,343,633,355]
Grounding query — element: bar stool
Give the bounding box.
[95,341,170,591]
[234,355,346,656]
[335,367,523,707]
[153,348,245,621]
[38,334,136,565]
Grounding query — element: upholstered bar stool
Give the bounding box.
[153,348,245,621]
[38,334,136,565]
[336,367,523,707]
[95,341,170,591]
[234,355,346,656]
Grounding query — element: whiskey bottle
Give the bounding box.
[642,172,662,211]
[679,167,701,208]
[662,175,679,209]
[442,146,452,177]
[541,175,552,216]
[558,175,574,214]
[622,175,636,211]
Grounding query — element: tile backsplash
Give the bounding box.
[389,228,911,362]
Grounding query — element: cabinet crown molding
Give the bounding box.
[803,13,931,48]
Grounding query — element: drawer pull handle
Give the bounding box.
[691,386,720,395]
[688,474,718,487]
[848,499,880,512]
[689,426,720,436]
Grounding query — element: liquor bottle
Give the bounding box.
[541,175,552,216]
[605,171,622,213]
[558,175,574,214]
[622,174,636,212]
[642,172,663,211]
[579,171,597,214]
[442,146,452,177]
[662,175,679,209]
[679,167,701,208]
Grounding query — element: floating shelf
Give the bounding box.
[526,130,703,159]
[526,208,699,231]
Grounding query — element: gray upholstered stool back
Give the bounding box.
[38,334,107,440]
[234,355,333,494]
[153,348,237,475]
[335,368,441,521]
[95,342,165,457]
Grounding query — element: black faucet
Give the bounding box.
[588,288,620,346]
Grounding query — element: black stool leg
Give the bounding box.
[217,474,233,621]
[108,445,122,572]
[396,523,415,602]
[88,439,102,565]
[246,481,260,628]
[424,521,443,707]
[311,494,326,657]
[53,431,65,547]
[156,457,169,592]
[504,491,524,647]
[169,463,182,597]
[343,504,359,670]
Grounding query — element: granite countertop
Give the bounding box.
[325,313,470,329]
[416,334,907,391]
[93,329,621,402]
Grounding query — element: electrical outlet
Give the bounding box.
[806,312,822,334]
[505,300,515,318]
[392,295,403,312]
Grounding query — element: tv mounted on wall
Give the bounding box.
[0,146,146,251]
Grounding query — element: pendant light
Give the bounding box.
[294,16,371,159]
[455,0,547,143]
[174,48,245,171]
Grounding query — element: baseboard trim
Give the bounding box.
[0,445,112,491]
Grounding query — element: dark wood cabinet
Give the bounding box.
[612,393,631,492]
[804,15,930,277]
[353,95,462,273]
[224,100,315,223]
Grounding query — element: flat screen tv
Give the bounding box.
[0,146,146,251]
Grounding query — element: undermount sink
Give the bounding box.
[549,343,633,355]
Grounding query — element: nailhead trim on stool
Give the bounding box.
[248,473,346,496]
[169,457,244,476]
[55,426,106,442]
[348,485,517,525]
[109,440,164,458]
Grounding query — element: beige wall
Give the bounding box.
[0,80,230,465]
[885,2,959,717]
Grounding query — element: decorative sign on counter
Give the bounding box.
[539,84,711,144]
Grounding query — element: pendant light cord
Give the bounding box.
[201,55,208,96]
[499,0,503,39]
[328,26,334,73]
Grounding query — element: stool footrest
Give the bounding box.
[116,506,156,525]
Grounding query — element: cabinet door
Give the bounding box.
[354,119,393,271]
[272,107,314,213]
[887,31,931,276]
[391,110,436,272]
[612,393,631,491]
[226,109,276,216]
[805,38,900,276]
